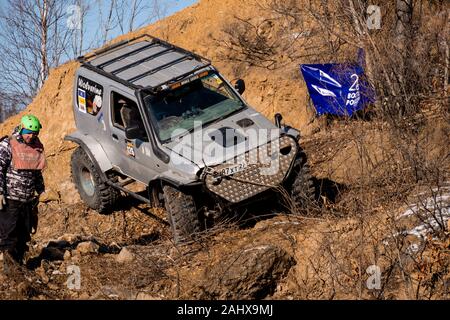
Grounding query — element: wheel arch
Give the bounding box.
[65,132,113,182]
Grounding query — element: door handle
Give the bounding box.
[112,134,119,141]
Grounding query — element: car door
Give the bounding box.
[107,87,158,184]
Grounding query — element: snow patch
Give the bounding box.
[396,183,450,241]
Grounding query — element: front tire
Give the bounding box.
[71,147,119,213]
[163,185,200,244]
[282,158,316,214]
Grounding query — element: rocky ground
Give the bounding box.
[1,116,448,300]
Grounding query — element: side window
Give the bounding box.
[111,92,147,138]
[77,76,103,116]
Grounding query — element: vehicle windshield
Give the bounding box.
[144,72,245,142]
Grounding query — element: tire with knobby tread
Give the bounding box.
[71,147,118,213]
[163,185,200,244]
[282,157,316,214]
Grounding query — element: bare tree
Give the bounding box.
[394,0,413,80]
[113,0,165,35]
[0,91,26,124]
[68,0,165,58]
[0,0,72,104]
[96,0,119,45]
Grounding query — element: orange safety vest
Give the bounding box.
[10,136,46,170]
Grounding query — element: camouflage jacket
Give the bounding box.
[0,128,45,202]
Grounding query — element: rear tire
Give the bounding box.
[71,147,119,213]
[163,185,200,244]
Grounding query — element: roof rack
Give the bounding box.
[78,34,212,92]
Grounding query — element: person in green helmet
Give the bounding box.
[0,114,45,270]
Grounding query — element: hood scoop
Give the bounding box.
[209,127,246,148]
[236,118,254,128]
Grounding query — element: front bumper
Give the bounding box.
[204,135,298,203]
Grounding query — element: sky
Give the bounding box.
[166,0,198,16]
[80,0,198,54]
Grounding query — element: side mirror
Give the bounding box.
[125,125,141,140]
[274,113,283,128]
[233,79,246,95]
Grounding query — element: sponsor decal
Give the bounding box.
[126,140,135,158]
[77,88,87,113]
[77,76,104,116]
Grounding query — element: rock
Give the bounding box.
[40,247,65,261]
[57,234,81,243]
[195,245,295,299]
[63,250,71,261]
[76,241,99,255]
[39,190,60,203]
[70,251,81,263]
[47,239,71,248]
[41,275,50,285]
[40,259,51,271]
[58,263,67,273]
[79,292,90,300]
[48,283,59,291]
[136,292,159,300]
[58,181,81,204]
[17,281,32,296]
[116,248,135,264]
[101,286,120,299]
[36,267,49,284]
[109,241,122,253]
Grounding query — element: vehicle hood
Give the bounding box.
[163,108,281,168]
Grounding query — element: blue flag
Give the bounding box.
[300,61,375,116]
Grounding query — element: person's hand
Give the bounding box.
[0,194,6,211]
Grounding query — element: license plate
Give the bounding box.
[220,162,247,176]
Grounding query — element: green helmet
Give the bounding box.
[20,115,42,132]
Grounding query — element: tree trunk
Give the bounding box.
[102,0,116,44]
[129,0,138,32]
[39,0,49,89]
[394,0,413,86]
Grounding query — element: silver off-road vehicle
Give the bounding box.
[66,35,315,243]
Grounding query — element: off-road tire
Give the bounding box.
[71,147,118,213]
[283,159,316,214]
[163,185,200,244]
